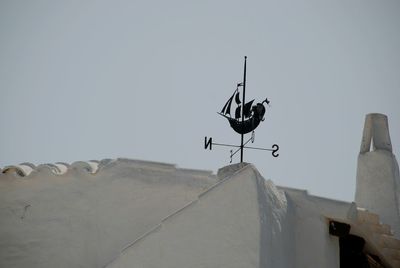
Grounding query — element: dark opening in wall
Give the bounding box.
[339,234,369,268]
[329,221,385,268]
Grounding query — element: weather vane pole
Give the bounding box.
[204,56,279,163]
[240,56,247,163]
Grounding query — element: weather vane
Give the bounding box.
[204,56,279,163]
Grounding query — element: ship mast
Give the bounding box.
[240,56,247,163]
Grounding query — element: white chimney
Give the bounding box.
[355,113,400,238]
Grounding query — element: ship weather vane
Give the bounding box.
[204,56,279,163]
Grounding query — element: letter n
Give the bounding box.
[204,137,212,150]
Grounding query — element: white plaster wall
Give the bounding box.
[107,165,294,268]
[356,150,400,238]
[0,159,217,268]
[283,189,340,268]
[355,113,400,239]
[1,159,345,268]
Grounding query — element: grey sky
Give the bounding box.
[1,0,399,202]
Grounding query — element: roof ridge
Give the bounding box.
[1,160,104,177]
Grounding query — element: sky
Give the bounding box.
[1,0,399,202]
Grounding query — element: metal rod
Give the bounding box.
[212,142,273,151]
[243,135,253,147]
[231,147,241,157]
[241,56,247,163]
[243,146,274,151]
[212,142,241,148]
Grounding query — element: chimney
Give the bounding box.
[355,113,400,238]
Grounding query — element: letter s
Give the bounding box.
[272,144,279,157]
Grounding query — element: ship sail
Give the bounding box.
[235,92,241,104]
[243,99,254,118]
[221,89,255,120]
[220,92,235,116]
[235,105,241,119]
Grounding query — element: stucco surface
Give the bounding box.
[107,164,293,268]
[1,160,300,268]
[355,114,400,239]
[356,150,400,238]
[3,141,399,267]
[0,159,216,268]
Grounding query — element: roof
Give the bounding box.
[1,158,400,267]
[0,158,217,267]
[281,186,400,267]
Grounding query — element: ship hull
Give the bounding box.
[226,117,261,134]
